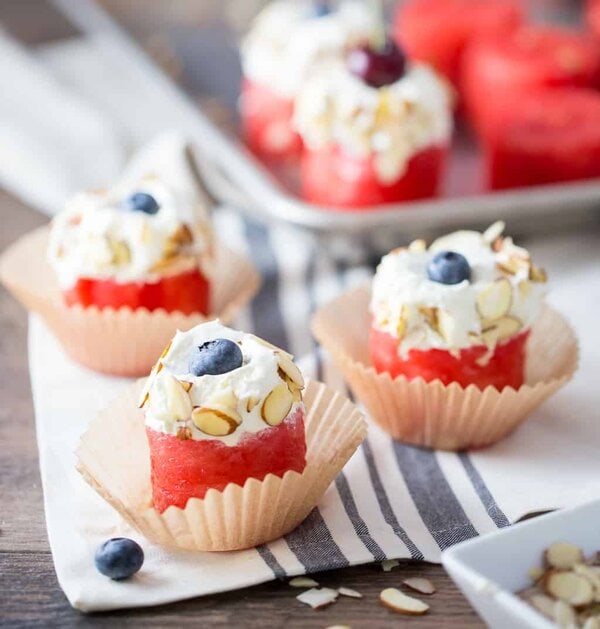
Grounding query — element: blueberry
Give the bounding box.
[427,250,471,285]
[122,192,160,215]
[94,538,144,581]
[312,1,331,17]
[188,338,243,377]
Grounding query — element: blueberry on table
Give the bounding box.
[123,192,160,215]
[427,251,471,285]
[189,338,244,377]
[347,39,406,88]
[94,538,144,580]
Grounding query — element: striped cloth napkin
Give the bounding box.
[29,206,600,611]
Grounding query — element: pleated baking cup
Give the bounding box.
[0,225,261,376]
[311,284,578,451]
[76,378,366,551]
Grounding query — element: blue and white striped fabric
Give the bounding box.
[29,207,600,611]
[213,208,508,575]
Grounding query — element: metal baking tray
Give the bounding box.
[52,0,600,241]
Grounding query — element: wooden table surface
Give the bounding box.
[0,1,483,626]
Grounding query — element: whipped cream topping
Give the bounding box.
[370,223,548,355]
[294,62,453,183]
[241,0,375,98]
[142,321,305,447]
[48,136,213,288]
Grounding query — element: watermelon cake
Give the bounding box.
[139,321,307,512]
[484,88,600,189]
[293,36,452,208]
[462,25,600,138]
[48,169,213,315]
[369,223,548,390]
[394,0,522,90]
[240,0,375,161]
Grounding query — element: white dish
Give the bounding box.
[442,500,600,629]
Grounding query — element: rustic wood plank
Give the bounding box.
[0,552,482,627]
[0,1,482,625]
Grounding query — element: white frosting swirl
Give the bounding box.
[241,0,375,98]
[370,224,547,355]
[143,321,305,447]
[48,136,214,292]
[293,62,453,182]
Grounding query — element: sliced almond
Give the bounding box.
[288,381,303,403]
[554,599,578,627]
[276,351,304,389]
[248,334,285,354]
[245,396,261,413]
[530,594,556,618]
[529,566,545,582]
[530,264,548,283]
[419,307,439,331]
[379,588,429,616]
[546,543,585,570]
[176,426,192,440]
[296,587,339,609]
[574,564,600,593]
[482,316,522,345]
[289,576,319,588]
[191,407,238,436]
[160,340,173,359]
[261,383,294,426]
[477,279,512,321]
[437,309,456,343]
[408,238,426,252]
[180,380,193,393]
[396,307,408,339]
[138,391,150,409]
[483,221,506,244]
[545,571,594,607]
[165,374,193,421]
[381,559,400,572]
[108,238,131,266]
[402,577,436,595]
[338,587,362,599]
[518,280,533,299]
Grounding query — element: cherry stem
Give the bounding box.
[370,0,387,52]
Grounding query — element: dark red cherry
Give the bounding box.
[347,39,406,88]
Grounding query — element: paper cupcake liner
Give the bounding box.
[311,284,578,451]
[0,225,261,376]
[76,379,366,551]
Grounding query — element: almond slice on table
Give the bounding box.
[381,559,400,572]
[546,543,585,570]
[296,587,339,609]
[289,576,320,588]
[403,577,436,595]
[544,571,595,607]
[338,587,362,598]
[380,588,429,615]
[476,279,512,321]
